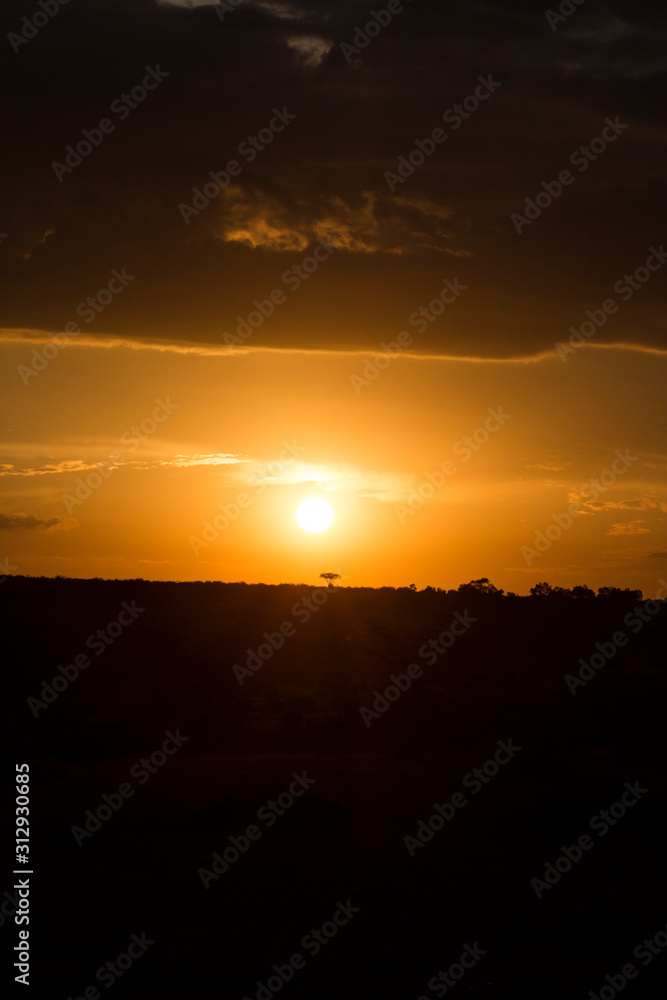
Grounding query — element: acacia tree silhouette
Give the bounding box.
[320,572,341,588]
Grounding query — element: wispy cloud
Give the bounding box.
[527,462,571,472]
[607,520,651,536]
[20,228,55,261]
[0,455,246,478]
[235,460,418,503]
[159,0,315,21]
[0,512,77,532]
[2,328,667,364]
[0,460,109,478]
[0,451,434,503]
[132,454,246,470]
[569,493,667,514]
[286,35,333,67]
[214,186,462,255]
[255,0,311,20]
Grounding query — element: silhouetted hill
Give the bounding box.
[6,576,666,760]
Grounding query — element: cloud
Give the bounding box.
[567,490,667,516]
[607,520,651,536]
[0,448,419,506]
[594,496,667,513]
[135,454,247,470]
[216,185,310,252]
[4,327,667,365]
[0,454,246,478]
[234,459,414,502]
[599,498,650,511]
[1,0,666,357]
[256,1,311,21]
[286,35,333,67]
[0,512,77,532]
[0,460,106,478]
[20,229,55,262]
[159,0,310,18]
[214,185,461,254]
[527,462,570,472]
[565,7,667,79]
[645,552,667,559]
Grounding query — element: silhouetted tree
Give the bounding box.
[457,578,504,596]
[320,572,341,588]
[597,586,643,600]
[530,582,554,597]
[570,585,595,599]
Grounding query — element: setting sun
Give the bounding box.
[296,497,335,534]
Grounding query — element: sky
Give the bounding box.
[1,0,666,593]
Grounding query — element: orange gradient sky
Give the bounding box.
[2,332,666,594]
[2,0,666,593]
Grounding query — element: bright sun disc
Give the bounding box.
[296,497,334,533]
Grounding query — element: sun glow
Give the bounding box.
[295,497,334,533]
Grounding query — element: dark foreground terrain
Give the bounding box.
[4,577,667,999]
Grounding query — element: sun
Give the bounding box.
[296,497,334,534]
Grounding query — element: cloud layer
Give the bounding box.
[0,512,76,532]
[1,0,665,356]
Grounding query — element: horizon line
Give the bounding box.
[2,572,655,598]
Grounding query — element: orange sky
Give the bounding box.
[2,332,665,594]
[2,0,666,593]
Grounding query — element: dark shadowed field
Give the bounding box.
[5,577,667,999]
